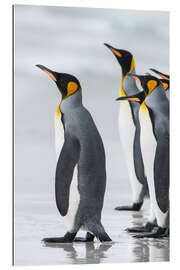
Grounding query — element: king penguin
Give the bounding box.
[116,74,169,238]
[104,43,148,211]
[150,68,170,100]
[36,64,112,243]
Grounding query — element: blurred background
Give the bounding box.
[14,5,169,265]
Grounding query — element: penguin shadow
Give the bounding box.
[132,238,169,262]
[42,241,113,264]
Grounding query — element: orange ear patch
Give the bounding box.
[147,80,157,94]
[67,81,78,96]
[161,82,169,91]
[44,70,57,82]
[110,48,122,57]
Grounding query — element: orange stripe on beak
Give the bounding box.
[159,74,169,80]
[44,70,57,82]
[127,97,140,102]
[110,48,122,57]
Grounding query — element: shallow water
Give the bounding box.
[14,142,169,265]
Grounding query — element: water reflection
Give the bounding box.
[130,212,169,262]
[132,238,169,262]
[43,242,113,264]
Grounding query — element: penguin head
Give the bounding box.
[150,68,170,80]
[130,74,161,96]
[116,74,161,104]
[36,64,81,99]
[104,43,135,76]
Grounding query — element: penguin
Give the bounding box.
[150,69,170,100]
[116,74,169,238]
[36,64,112,243]
[104,43,148,211]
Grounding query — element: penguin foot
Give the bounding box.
[43,232,76,243]
[74,232,95,242]
[133,226,167,239]
[126,222,155,233]
[98,233,112,242]
[161,227,169,237]
[86,224,112,242]
[115,202,143,211]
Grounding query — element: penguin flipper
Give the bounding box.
[55,133,80,216]
[154,138,169,214]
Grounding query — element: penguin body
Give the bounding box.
[118,77,145,203]
[117,75,169,238]
[104,44,147,211]
[36,65,111,243]
[54,106,79,232]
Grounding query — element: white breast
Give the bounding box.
[54,113,64,161]
[54,112,80,231]
[118,102,143,203]
[139,106,168,227]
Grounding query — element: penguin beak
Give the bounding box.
[116,90,146,103]
[36,64,57,82]
[149,68,169,80]
[116,96,141,102]
[104,43,122,57]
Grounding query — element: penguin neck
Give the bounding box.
[60,89,82,114]
[145,85,169,114]
[120,67,138,96]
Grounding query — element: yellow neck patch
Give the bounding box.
[120,76,126,96]
[129,57,135,73]
[147,80,157,95]
[141,101,148,111]
[56,105,61,116]
[56,99,63,116]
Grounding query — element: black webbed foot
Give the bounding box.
[115,202,143,211]
[133,226,167,239]
[43,232,76,243]
[74,232,95,242]
[126,222,156,233]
